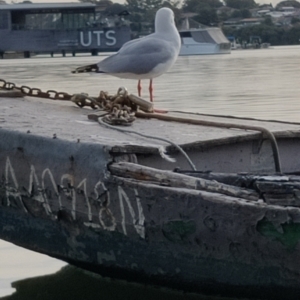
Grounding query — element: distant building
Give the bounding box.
[223,18,242,28]
[223,17,262,28]
[256,9,271,17]
[280,6,296,12]
[239,18,263,26]
[0,3,130,57]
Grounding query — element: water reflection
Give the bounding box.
[0,265,233,300]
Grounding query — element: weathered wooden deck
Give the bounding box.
[2,94,300,173]
[1,94,300,147]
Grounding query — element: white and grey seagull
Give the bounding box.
[72,7,181,103]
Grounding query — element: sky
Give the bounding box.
[8,0,285,7]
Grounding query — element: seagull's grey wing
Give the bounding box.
[98,36,175,75]
[117,35,148,51]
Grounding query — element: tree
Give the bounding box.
[125,0,169,35]
[193,8,219,25]
[291,17,300,25]
[230,10,242,18]
[79,0,113,5]
[183,0,223,12]
[241,9,251,18]
[263,15,273,26]
[283,25,300,44]
[104,3,128,15]
[224,0,257,9]
[182,0,223,26]
[126,0,163,12]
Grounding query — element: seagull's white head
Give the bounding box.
[155,7,177,34]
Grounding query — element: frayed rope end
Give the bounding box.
[158,146,176,163]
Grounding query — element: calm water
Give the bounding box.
[0,45,300,299]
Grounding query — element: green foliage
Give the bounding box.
[291,17,300,24]
[241,9,251,18]
[79,0,113,4]
[183,0,223,12]
[223,23,300,45]
[229,8,251,19]
[224,0,257,9]
[193,8,219,25]
[230,10,242,18]
[126,0,163,12]
[125,0,179,35]
[283,25,300,44]
[263,15,273,25]
[182,0,223,25]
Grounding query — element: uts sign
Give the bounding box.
[80,30,117,47]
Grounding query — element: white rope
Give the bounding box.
[98,117,197,171]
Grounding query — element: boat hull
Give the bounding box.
[180,42,231,55]
[1,128,300,299]
[179,27,231,56]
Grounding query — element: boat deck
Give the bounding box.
[1,94,300,152]
[3,94,300,299]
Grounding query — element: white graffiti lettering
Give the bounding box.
[29,165,44,203]
[5,157,27,212]
[94,181,116,231]
[118,186,145,238]
[134,188,145,239]
[77,178,92,222]
[41,168,56,215]
[29,165,50,216]
[3,157,145,239]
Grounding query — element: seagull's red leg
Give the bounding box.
[149,79,153,102]
[137,80,142,97]
[149,79,168,114]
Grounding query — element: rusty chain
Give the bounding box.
[0,78,73,101]
[0,78,137,125]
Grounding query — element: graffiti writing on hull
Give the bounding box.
[3,157,145,239]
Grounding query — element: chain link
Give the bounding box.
[0,78,138,126]
[0,78,73,100]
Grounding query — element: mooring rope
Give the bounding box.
[136,112,282,174]
[98,117,197,171]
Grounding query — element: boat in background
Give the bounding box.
[178,16,231,55]
[227,36,242,50]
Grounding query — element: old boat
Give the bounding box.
[0,3,130,58]
[1,89,300,299]
[179,17,231,56]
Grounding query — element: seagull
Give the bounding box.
[72,7,181,103]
